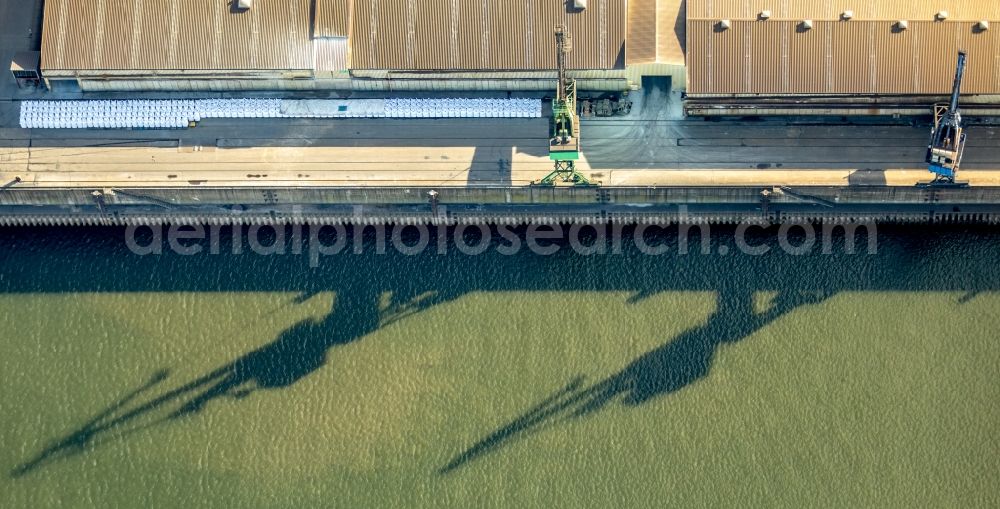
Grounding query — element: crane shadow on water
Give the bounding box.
[9,283,455,478]
[5,225,996,478]
[438,286,831,474]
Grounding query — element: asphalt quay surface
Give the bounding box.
[4,105,1000,187]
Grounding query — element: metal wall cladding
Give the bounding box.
[315,38,350,71]
[688,19,1000,95]
[872,23,916,94]
[786,20,826,92]
[486,0,527,69]
[350,0,413,69]
[566,0,622,69]
[530,1,566,69]
[139,0,172,68]
[622,0,687,67]
[175,0,214,69]
[413,0,452,69]
[456,0,486,69]
[65,0,99,69]
[608,0,628,67]
[40,0,62,70]
[828,21,871,94]
[349,0,374,68]
[98,0,141,69]
[656,0,686,65]
[98,0,136,69]
[372,0,409,68]
[627,0,658,64]
[350,0,625,71]
[263,0,313,69]
[957,21,1000,94]
[689,0,1000,20]
[685,18,710,89]
[41,0,315,71]
[315,0,353,37]
[217,2,256,69]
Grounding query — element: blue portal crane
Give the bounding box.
[926,52,968,183]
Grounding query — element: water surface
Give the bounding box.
[1,225,998,507]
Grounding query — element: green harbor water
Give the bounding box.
[1,225,998,508]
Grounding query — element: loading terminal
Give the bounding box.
[3,0,1000,225]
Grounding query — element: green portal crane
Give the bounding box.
[538,25,592,186]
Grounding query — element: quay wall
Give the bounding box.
[2,186,1000,226]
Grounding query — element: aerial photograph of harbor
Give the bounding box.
[1,1,998,507]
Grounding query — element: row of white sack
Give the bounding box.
[20,99,542,118]
[21,98,283,122]
[20,98,542,128]
[23,117,195,129]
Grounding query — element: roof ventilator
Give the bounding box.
[717,19,731,30]
[935,11,949,21]
[758,10,771,20]
[840,10,853,21]
[895,20,909,30]
[800,20,813,31]
[237,0,252,9]
[976,20,990,31]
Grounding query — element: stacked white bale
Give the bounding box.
[19,97,541,128]
[20,99,197,129]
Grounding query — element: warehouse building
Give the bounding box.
[36,0,998,116]
[38,0,670,92]
[685,0,1000,114]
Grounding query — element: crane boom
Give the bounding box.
[948,51,967,114]
[555,25,570,102]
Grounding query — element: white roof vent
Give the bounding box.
[800,20,813,30]
[896,20,909,30]
[572,0,587,9]
[758,10,771,20]
[237,0,253,9]
[976,20,990,31]
[841,10,854,20]
[935,11,949,21]
[718,19,731,30]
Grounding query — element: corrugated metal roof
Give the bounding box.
[687,19,1000,95]
[41,0,314,71]
[657,0,687,65]
[315,38,349,72]
[350,0,626,71]
[688,0,1000,20]
[628,0,659,64]
[41,0,628,74]
[315,0,352,38]
[626,0,685,66]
